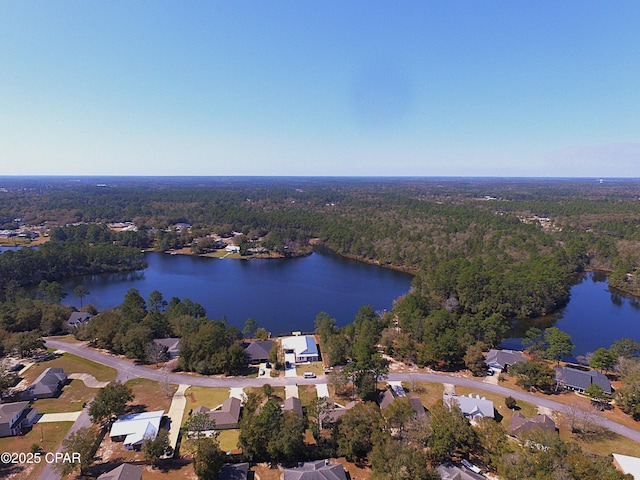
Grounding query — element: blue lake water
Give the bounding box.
[58,249,413,335]
[503,271,640,358]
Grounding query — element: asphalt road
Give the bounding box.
[44,339,640,446]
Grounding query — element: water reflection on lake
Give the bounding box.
[503,271,640,358]
[59,250,413,335]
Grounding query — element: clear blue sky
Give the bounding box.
[2,1,639,177]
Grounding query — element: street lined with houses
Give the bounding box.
[42,339,640,445]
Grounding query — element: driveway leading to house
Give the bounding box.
[315,383,329,398]
[166,384,188,455]
[38,411,83,423]
[68,373,109,388]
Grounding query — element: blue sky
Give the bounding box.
[1,1,639,177]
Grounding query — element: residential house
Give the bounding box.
[509,412,556,437]
[282,460,348,480]
[244,340,274,364]
[485,349,526,372]
[0,401,38,437]
[97,463,143,480]
[376,387,426,418]
[281,335,319,363]
[152,338,181,359]
[109,410,164,450]
[443,393,495,421]
[554,366,612,394]
[436,464,485,480]
[220,463,250,480]
[284,396,303,418]
[191,397,242,430]
[612,453,640,479]
[22,367,67,400]
[319,399,357,426]
[67,312,92,329]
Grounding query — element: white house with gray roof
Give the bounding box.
[281,335,318,363]
[443,393,495,421]
[485,349,526,371]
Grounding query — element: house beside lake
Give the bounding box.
[554,366,612,394]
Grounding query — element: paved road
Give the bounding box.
[44,339,640,445]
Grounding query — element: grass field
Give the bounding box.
[401,381,444,409]
[125,378,177,413]
[295,362,324,377]
[21,352,117,385]
[0,421,73,480]
[33,379,97,413]
[182,387,230,425]
[297,385,317,406]
[218,429,240,452]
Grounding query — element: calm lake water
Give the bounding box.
[58,250,413,335]
[503,271,640,358]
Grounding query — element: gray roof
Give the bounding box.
[443,393,494,420]
[220,463,249,480]
[0,402,31,426]
[377,388,396,409]
[153,337,181,353]
[319,400,357,424]
[24,367,67,398]
[284,396,303,418]
[436,464,485,480]
[244,340,274,362]
[408,396,426,417]
[282,461,348,480]
[193,397,242,429]
[509,412,556,437]
[67,312,92,327]
[554,366,612,394]
[485,349,526,370]
[97,463,143,480]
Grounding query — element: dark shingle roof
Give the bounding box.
[193,397,242,430]
[97,463,143,480]
[554,367,612,394]
[220,463,249,480]
[284,396,303,418]
[244,341,274,362]
[485,349,526,370]
[282,461,348,480]
[509,412,556,437]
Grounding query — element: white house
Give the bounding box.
[109,410,164,450]
[443,393,495,422]
[281,335,319,363]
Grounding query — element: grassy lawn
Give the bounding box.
[46,334,85,344]
[295,362,324,377]
[125,378,177,413]
[22,352,117,384]
[0,421,73,480]
[453,385,538,425]
[182,387,230,424]
[218,429,240,452]
[297,385,317,406]
[401,382,444,410]
[245,386,286,403]
[34,379,97,413]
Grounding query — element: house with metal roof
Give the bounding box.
[281,335,318,363]
[109,410,164,450]
[22,367,67,400]
[554,366,612,394]
[282,460,348,480]
[443,393,495,421]
[0,401,38,437]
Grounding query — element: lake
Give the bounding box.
[58,249,413,335]
[503,271,640,358]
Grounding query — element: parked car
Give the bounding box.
[259,369,265,376]
[265,362,272,369]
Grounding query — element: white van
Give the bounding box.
[303,372,316,379]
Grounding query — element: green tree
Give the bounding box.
[370,437,439,480]
[148,290,168,312]
[610,338,640,359]
[242,317,259,338]
[428,403,476,463]
[73,285,90,308]
[544,327,574,364]
[53,427,99,476]
[337,402,384,462]
[509,361,556,392]
[464,344,487,376]
[193,438,226,480]
[142,428,169,466]
[89,381,134,425]
[590,347,617,373]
